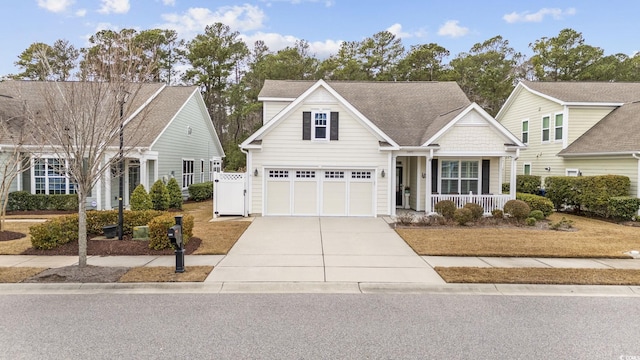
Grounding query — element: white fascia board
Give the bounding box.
[434,151,518,157]
[559,151,638,157]
[241,79,399,148]
[422,103,525,147]
[257,96,297,102]
[495,81,525,120]
[564,102,624,107]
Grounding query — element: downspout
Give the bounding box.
[633,153,640,199]
[509,148,520,198]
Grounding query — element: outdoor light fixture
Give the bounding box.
[254,168,258,177]
[381,169,385,178]
[421,172,426,178]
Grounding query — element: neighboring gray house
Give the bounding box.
[0,80,224,210]
[240,80,524,217]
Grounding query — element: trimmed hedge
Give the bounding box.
[148,214,195,250]
[454,208,473,225]
[7,191,78,211]
[434,200,456,220]
[544,176,578,210]
[188,181,213,201]
[503,199,530,220]
[30,210,164,249]
[502,175,542,195]
[607,197,640,221]
[544,175,630,216]
[463,202,484,221]
[516,193,553,217]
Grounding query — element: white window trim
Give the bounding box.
[31,156,76,195]
[438,159,481,195]
[210,158,222,181]
[523,163,531,175]
[566,168,580,177]
[182,159,195,189]
[200,159,205,183]
[541,114,551,143]
[521,119,529,144]
[553,112,564,142]
[311,110,330,141]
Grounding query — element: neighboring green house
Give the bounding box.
[0,80,224,210]
[497,80,640,196]
[240,80,524,217]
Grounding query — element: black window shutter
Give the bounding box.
[302,112,311,140]
[431,159,438,193]
[482,159,490,194]
[330,112,339,140]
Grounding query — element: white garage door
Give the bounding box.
[265,169,374,216]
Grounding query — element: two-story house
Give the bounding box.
[497,80,640,197]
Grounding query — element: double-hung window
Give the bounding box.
[523,163,531,175]
[33,158,76,195]
[521,120,529,144]
[313,111,328,140]
[200,160,205,183]
[554,114,563,140]
[182,160,194,188]
[542,116,550,142]
[441,160,479,195]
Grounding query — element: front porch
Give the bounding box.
[392,154,517,215]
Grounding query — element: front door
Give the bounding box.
[396,166,403,206]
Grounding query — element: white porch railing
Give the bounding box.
[431,194,513,214]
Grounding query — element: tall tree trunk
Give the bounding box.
[77,192,87,267]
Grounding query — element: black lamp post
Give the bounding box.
[117,91,128,240]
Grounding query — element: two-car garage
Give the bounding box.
[264,169,375,216]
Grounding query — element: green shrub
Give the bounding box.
[148,214,194,250]
[607,197,640,221]
[434,200,456,220]
[130,184,152,211]
[463,202,484,221]
[503,199,530,220]
[550,217,574,230]
[166,177,183,210]
[544,176,579,210]
[502,183,510,193]
[529,210,545,221]
[577,175,629,217]
[454,208,473,226]
[150,179,169,211]
[30,215,79,249]
[7,191,78,211]
[525,217,537,226]
[188,181,213,201]
[517,175,541,194]
[517,193,553,217]
[491,209,504,219]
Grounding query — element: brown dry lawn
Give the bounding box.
[183,200,251,254]
[118,266,213,282]
[0,221,36,255]
[398,213,640,258]
[436,267,640,285]
[0,267,48,283]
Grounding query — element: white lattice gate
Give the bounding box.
[213,172,247,217]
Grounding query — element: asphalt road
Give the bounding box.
[0,294,638,359]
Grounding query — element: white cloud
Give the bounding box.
[503,8,576,23]
[162,0,176,5]
[241,32,341,59]
[98,0,130,14]
[386,23,426,39]
[437,20,469,38]
[37,0,74,13]
[75,8,87,17]
[161,5,266,38]
[260,0,334,7]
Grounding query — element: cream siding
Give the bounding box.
[408,157,418,209]
[250,95,388,215]
[436,124,506,153]
[563,157,639,196]
[263,101,291,124]
[566,106,615,144]
[489,157,501,194]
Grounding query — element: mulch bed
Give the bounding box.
[21,237,202,256]
[0,231,26,242]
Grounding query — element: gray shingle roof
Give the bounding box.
[0,80,197,147]
[519,80,640,155]
[259,80,471,146]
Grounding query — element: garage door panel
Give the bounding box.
[349,182,373,216]
[322,181,346,216]
[293,181,317,215]
[266,181,291,215]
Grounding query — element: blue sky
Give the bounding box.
[1,0,638,77]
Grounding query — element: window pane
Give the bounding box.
[542,116,549,128]
[542,129,549,141]
[315,126,326,139]
[441,179,459,194]
[555,114,563,126]
[555,127,563,140]
[524,164,531,175]
[522,132,528,143]
[441,161,458,178]
[461,161,478,178]
[461,180,478,194]
[522,121,528,131]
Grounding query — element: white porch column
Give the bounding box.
[416,156,422,211]
[104,157,112,210]
[498,156,504,195]
[140,156,148,190]
[425,156,432,213]
[391,155,397,217]
[95,167,102,210]
[509,156,517,198]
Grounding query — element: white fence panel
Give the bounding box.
[213,172,247,217]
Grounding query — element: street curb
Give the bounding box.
[1,282,639,296]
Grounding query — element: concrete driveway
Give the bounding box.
[207,217,445,284]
